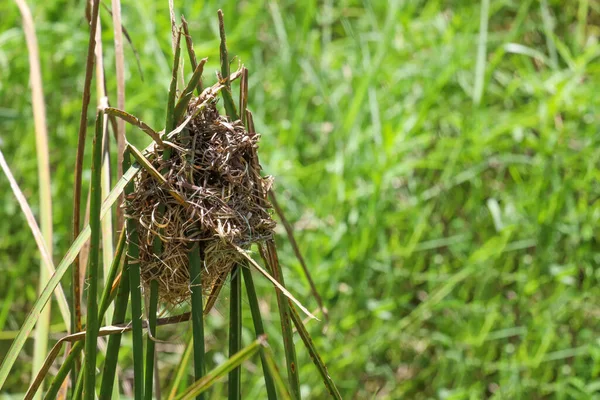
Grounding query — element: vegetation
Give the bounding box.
[1,0,599,398]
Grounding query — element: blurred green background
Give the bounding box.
[1,0,600,398]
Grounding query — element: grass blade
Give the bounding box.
[260,243,300,400]
[144,280,159,400]
[104,108,163,146]
[181,15,202,94]
[242,267,278,400]
[93,14,116,332]
[189,244,206,400]
[174,58,207,122]
[261,344,292,400]
[98,257,130,399]
[176,337,267,400]
[167,334,194,400]
[124,148,145,400]
[165,28,182,134]
[540,0,559,69]
[473,0,489,105]
[111,0,126,229]
[98,227,126,323]
[228,265,242,400]
[287,303,341,400]
[235,245,315,320]
[72,0,101,335]
[13,2,54,397]
[217,10,239,120]
[43,341,85,400]
[83,110,104,399]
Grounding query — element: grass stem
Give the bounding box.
[83,109,104,399]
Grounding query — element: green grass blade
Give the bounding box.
[287,303,341,400]
[228,265,242,400]
[176,337,267,400]
[217,10,239,120]
[43,341,84,400]
[99,258,130,399]
[98,227,126,323]
[124,148,145,400]
[242,266,277,400]
[260,243,300,400]
[72,368,84,400]
[72,0,101,336]
[83,109,104,399]
[540,0,559,69]
[110,0,127,232]
[167,334,194,400]
[473,0,490,105]
[174,58,207,122]
[165,28,182,134]
[100,110,115,326]
[181,15,202,94]
[261,344,292,400]
[144,279,159,400]
[189,244,206,400]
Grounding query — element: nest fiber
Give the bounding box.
[125,93,275,305]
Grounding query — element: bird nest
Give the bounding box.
[125,91,275,305]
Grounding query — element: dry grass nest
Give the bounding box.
[125,92,276,305]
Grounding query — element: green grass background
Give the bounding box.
[1,0,600,398]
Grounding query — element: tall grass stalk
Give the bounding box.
[176,337,267,400]
[111,0,126,228]
[228,266,242,400]
[144,280,159,399]
[125,148,145,400]
[99,258,131,399]
[167,334,193,400]
[261,243,300,400]
[72,0,100,335]
[287,303,341,399]
[242,267,277,400]
[83,109,104,399]
[13,1,54,397]
[189,245,206,400]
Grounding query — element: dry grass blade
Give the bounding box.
[234,245,316,320]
